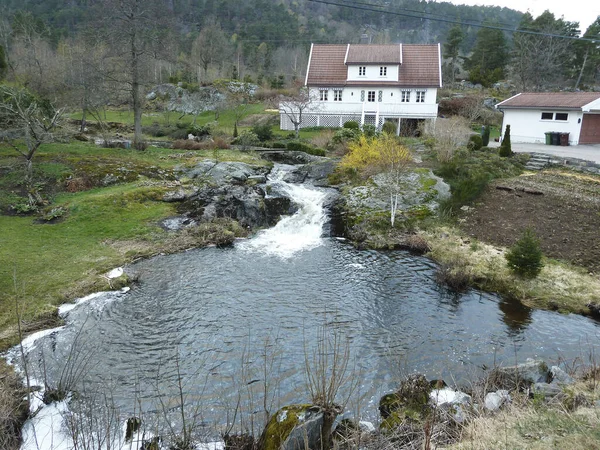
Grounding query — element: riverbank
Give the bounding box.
[0,143,274,351]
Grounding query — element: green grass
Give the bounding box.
[70,103,272,132]
[0,183,176,332]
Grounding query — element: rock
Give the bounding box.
[429,388,471,407]
[532,382,563,398]
[158,216,196,231]
[248,174,267,184]
[497,358,550,386]
[550,366,575,385]
[259,405,325,450]
[162,188,193,202]
[188,161,268,185]
[260,151,320,165]
[484,390,511,411]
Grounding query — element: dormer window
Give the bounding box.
[380,66,387,76]
[359,66,366,76]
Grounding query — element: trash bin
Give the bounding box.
[559,132,570,146]
[545,132,552,145]
[551,132,560,146]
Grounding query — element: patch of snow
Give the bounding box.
[107,267,124,279]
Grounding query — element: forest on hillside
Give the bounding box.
[0,0,598,114]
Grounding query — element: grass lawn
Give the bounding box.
[0,141,266,349]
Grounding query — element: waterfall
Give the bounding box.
[238,165,328,258]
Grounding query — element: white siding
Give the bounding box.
[346,64,400,81]
[500,109,584,145]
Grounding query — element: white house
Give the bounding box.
[496,92,600,145]
[279,43,442,135]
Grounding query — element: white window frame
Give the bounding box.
[333,89,342,102]
[416,90,426,103]
[380,66,387,76]
[555,112,569,121]
[320,90,328,101]
[401,90,410,103]
[359,66,366,76]
[540,112,553,120]
[367,91,376,102]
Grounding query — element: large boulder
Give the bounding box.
[495,358,550,387]
[187,161,269,185]
[282,159,338,186]
[258,405,325,450]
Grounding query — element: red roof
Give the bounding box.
[497,92,600,109]
[305,44,441,88]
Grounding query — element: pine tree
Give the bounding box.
[499,124,512,157]
[233,122,238,138]
[505,228,544,278]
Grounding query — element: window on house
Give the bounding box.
[359,66,366,76]
[541,112,553,120]
[380,66,387,76]
[334,90,342,101]
[416,91,426,103]
[320,90,328,101]
[401,91,410,102]
[555,113,568,121]
[367,91,376,102]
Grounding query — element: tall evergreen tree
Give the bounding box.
[444,24,465,83]
[0,45,7,80]
[466,22,508,86]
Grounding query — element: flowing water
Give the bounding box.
[11,165,600,448]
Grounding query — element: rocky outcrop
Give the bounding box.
[259,151,320,165]
[282,159,338,187]
[187,160,270,185]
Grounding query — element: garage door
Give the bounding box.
[579,114,600,144]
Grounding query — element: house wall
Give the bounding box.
[346,64,400,81]
[500,109,584,145]
[306,86,438,117]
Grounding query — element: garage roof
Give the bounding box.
[497,92,600,110]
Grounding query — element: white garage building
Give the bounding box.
[496,92,600,145]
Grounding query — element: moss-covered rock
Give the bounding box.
[378,374,434,432]
[258,404,324,450]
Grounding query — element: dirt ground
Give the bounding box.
[459,169,600,274]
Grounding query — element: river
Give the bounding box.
[10,165,600,449]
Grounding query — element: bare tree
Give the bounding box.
[191,19,231,82]
[279,87,318,138]
[0,86,62,206]
[100,0,172,149]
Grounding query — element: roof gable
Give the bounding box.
[497,92,600,110]
[305,43,441,88]
[346,44,402,64]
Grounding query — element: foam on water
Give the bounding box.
[238,166,328,258]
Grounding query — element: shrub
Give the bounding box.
[482,125,491,146]
[172,139,230,150]
[236,130,260,150]
[286,141,326,156]
[168,128,189,140]
[499,125,512,157]
[362,124,377,137]
[382,121,397,135]
[187,123,212,137]
[143,123,172,137]
[343,120,359,130]
[251,123,274,142]
[467,134,483,151]
[271,141,287,149]
[505,228,544,278]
